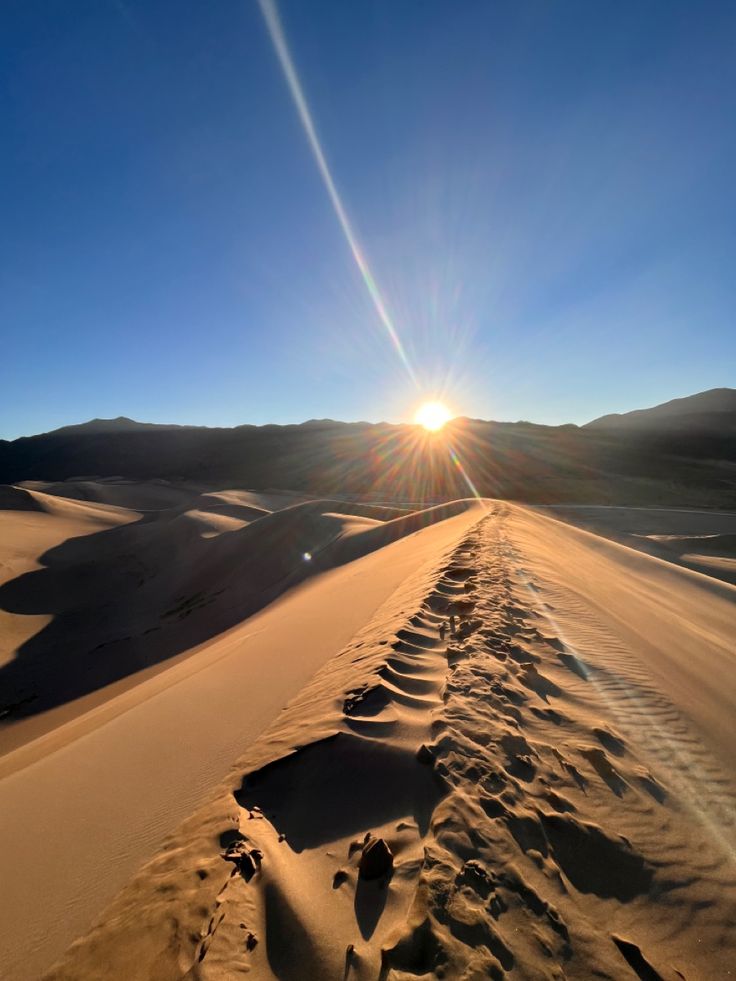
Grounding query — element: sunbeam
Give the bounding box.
[446,440,486,507]
[257,0,418,387]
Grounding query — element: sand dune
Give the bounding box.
[0,484,473,753]
[0,492,484,980]
[30,500,735,981]
[18,478,202,511]
[540,504,736,586]
[0,489,137,687]
[0,485,45,512]
[201,488,316,513]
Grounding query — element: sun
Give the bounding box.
[414,400,453,432]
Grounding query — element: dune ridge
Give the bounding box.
[42,502,736,980]
[0,496,485,981]
[0,482,475,752]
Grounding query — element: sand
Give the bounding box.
[0,487,137,678]
[0,487,483,980]
[538,504,736,586]
[1,488,735,980]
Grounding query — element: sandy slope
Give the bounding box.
[511,507,736,775]
[0,487,137,677]
[0,498,483,981]
[539,505,736,586]
[37,502,736,981]
[0,482,467,752]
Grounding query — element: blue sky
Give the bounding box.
[2,0,734,439]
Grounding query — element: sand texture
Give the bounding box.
[2,492,729,981]
[0,485,482,979]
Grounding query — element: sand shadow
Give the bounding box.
[0,492,478,723]
[235,733,445,850]
[540,812,653,901]
[0,505,351,720]
[354,874,390,940]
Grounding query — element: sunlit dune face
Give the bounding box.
[414,400,453,432]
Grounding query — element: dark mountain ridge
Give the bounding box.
[586,387,736,433]
[1,389,734,507]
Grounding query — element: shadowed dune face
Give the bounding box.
[0,485,45,512]
[0,483,477,736]
[0,489,141,691]
[18,478,202,511]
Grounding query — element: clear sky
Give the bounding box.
[2,0,735,440]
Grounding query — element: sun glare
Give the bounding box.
[414,400,453,432]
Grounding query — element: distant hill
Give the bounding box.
[586,388,736,433]
[49,416,200,436]
[1,390,734,507]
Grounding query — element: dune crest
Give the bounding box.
[41,502,736,980]
[0,482,475,752]
[0,490,485,980]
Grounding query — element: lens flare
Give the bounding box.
[257,0,418,387]
[414,400,453,432]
